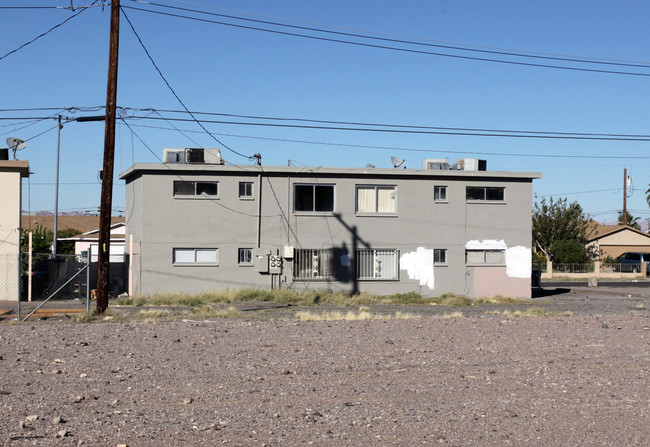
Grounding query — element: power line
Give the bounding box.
[121,121,650,160]
[0,1,100,62]
[157,0,650,66]
[125,114,650,143]
[120,7,253,161]
[121,3,650,77]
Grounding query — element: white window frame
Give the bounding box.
[293,249,335,280]
[173,181,219,198]
[465,249,505,265]
[434,186,448,203]
[355,249,399,280]
[238,248,253,266]
[356,185,397,215]
[173,248,219,265]
[239,181,254,199]
[466,186,505,202]
[293,184,335,213]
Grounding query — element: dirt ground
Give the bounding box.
[1,287,649,446]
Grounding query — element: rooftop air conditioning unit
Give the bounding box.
[454,158,487,171]
[422,158,449,170]
[185,148,224,164]
[163,148,185,164]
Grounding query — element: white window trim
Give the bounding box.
[173,248,219,266]
[433,248,448,265]
[238,182,254,200]
[238,248,254,266]
[173,181,220,199]
[434,185,448,203]
[355,185,398,216]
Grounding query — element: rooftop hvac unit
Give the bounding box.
[454,158,487,171]
[422,158,449,170]
[185,148,224,164]
[163,148,185,164]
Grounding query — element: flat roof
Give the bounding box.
[120,162,542,181]
[0,160,29,177]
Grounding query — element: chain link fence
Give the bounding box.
[26,253,88,302]
[0,253,21,301]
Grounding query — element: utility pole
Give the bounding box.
[623,168,627,226]
[53,115,62,256]
[96,0,120,313]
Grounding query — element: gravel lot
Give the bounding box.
[1,287,649,446]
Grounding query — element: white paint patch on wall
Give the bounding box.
[465,239,507,250]
[400,247,435,289]
[506,246,531,278]
[465,239,531,279]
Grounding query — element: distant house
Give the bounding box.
[587,224,650,259]
[0,160,30,301]
[60,222,126,262]
[119,148,541,299]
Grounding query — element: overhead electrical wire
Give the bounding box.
[156,0,650,66]
[120,7,253,161]
[129,0,650,71]
[122,114,650,143]
[0,0,100,62]
[121,121,650,160]
[121,3,650,77]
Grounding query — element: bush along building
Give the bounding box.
[119,149,541,298]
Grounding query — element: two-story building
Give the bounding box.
[119,149,541,298]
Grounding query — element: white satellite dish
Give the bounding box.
[390,156,405,169]
[6,137,26,160]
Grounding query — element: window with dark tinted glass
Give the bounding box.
[466,186,504,201]
[294,184,334,212]
[173,181,218,197]
[239,182,253,198]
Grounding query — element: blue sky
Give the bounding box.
[2,0,649,227]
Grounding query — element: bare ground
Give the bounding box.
[1,287,649,446]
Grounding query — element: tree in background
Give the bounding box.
[617,210,641,230]
[646,184,650,207]
[21,224,79,255]
[532,197,592,263]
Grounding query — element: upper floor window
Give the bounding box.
[434,186,447,202]
[174,181,218,197]
[356,186,396,214]
[239,182,253,198]
[173,248,218,265]
[294,184,335,212]
[466,186,504,201]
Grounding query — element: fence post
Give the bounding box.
[28,231,32,302]
[86,245,91,315]
[594,261,601,278]
[548,260,553,278]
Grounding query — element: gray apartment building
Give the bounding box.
[119,149,541,298]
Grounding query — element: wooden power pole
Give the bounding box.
[96,0,120,313]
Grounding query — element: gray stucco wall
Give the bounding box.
[121,164,539,298]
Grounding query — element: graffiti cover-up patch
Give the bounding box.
[465,240,531,278]
[400,247,434,289]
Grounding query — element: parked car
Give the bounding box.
[613,252,650,274]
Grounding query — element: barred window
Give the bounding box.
[355,249,399,280]
[238,248,253,265]
[293,249,335,280]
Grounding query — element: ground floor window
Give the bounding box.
[355,249,399,280]
[173,248,218,265]
[465,249,505,265]
[434,248,447,264]
[238,248,253,265]
[293,249,334,280]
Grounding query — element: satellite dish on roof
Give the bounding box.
[6,137,26,160]
[391,156,406,169]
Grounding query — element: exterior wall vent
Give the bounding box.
[163,149,185,164]
[185,148,224,165]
